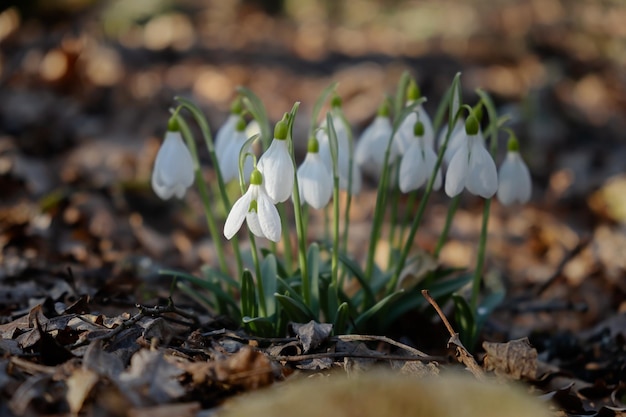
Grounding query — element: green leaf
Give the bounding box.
[353,290,405,332]
[236,86,271,147]
[333,302,350,335]
[310,82,338,136]
[200,265,239,290]
[260,247,289,277]
[307,243,321,317]
[261,254,278,317]
[242,315,275,336]
[275,293,316,323]
[475,290,505,330]
[452,293,476,349]
[392,71,411,123]
[337,253,376,308]
[240,270,257,319]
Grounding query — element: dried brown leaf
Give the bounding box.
[483,337,538,380]
[290,321,333,353]
[66,367,99,414]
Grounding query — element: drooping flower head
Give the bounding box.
[497,136,532,206]
[215,97,243,163]
[355,101,394,176]
[444,114,498,198]
[257,117,294,203]
[151,118,195,200]
[297,136,333,209]
[223,168,281,242]
[317,95,361,195]
[395,80,434,153]
[219,116,254,183]
[399,120,442,193]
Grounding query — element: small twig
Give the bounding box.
[267,351,443,363]
[333,335,430,358]
[422,290,485,380]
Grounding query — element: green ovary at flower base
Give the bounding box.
[151,118,195,200]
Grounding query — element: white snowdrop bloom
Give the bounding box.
[151,129,195,200]
[223,169,281,242]
[399,122,442,193]
[219,118,254,183]
[246,119,261,139]
[444,121,498,198]
[497,141,532,205]
[297,138,333,209]
[215,98,243,162]
[256,120,294,203]
[355,108,395,175]
[395,103,434,153]
[316,116,355,193]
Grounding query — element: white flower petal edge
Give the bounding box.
[399,142,423,193]
[257,139,294,203]
[497,151,531,205]
[151,131,195,200]
[256,188,281,242]
[444,142,470,197]
[297,153,333,209]
[355,116,394,173]
[466,137,498,198]
[223,188,253,239]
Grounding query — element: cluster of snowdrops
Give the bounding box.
[150,73,531,344]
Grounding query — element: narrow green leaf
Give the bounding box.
[261,254,278,317]
[310,82,338,136]
[241,270,257,319]
[160,269,239,312]
[393,71,412,123]
[333,302,350,335]
[353,290,405,331]
[337,253,376,308]
[275,293,316,323]
[307,243,321,317]
[236,86,271,147]
[452,293,476,348]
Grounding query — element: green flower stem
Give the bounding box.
[388,164,401,259]
[174,98,244,279]
[327,114,342,295]
[173,114,229,274]
[292,179,310,306]
[248,232,267,317]
[470,89,500,311]
[398,188,417,245]
[278,203,293,275]
[434,194,460,258]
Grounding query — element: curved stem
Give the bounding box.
[248,232,266,317]
[434,194,460,258]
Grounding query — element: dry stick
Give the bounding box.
[421,290,485,380]
[268,351,443,363]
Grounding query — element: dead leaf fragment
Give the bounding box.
[290,321,333,353]
[66,367,99,414]
[483,337,538,380]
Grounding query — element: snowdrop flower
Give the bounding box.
[151,123,195,200]
[223,168,281,242]
[219,117,254,183]
[297,136,333,209]
[497,137,532,205]
[355,103,394,175]
[257,119,294,203]
[215,98,243,163]
[444,116,498,198]
[394,81,434,152]
[399,121,442,193]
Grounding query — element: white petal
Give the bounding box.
[444,143,469,197]
[298,153,333,209]
[415,104,435,150]
[395,111,416,153]
[423,145,442,191]
[223,188,254,239]
[497,151,532,205]
[215,114,238,162]
[151,131,195,200]
[257,189,281,242]
[355,116,394,173]
[466,138,498,198]
[245,211,265,238]
[257,139,294,203]
[399,142,421,193]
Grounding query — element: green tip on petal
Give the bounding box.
[465,116,479,135]
[377,101,390,117]
[231,97,243,114]
[407,79,421,101]
[507,136,520,152]
[235,117,246,132]
[248,199,258,213]
[331,94,342,108]
[307,136,319,153]
[274,120,288,140]
[413,120,424,137]
[250,169,263,185]
[167,117,180,132]
[281,112,290,123]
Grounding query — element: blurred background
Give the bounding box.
[1,0,626,334]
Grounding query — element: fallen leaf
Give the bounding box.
[483,337,538,380]
[290,321,333,353]
[66,367,99,414]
